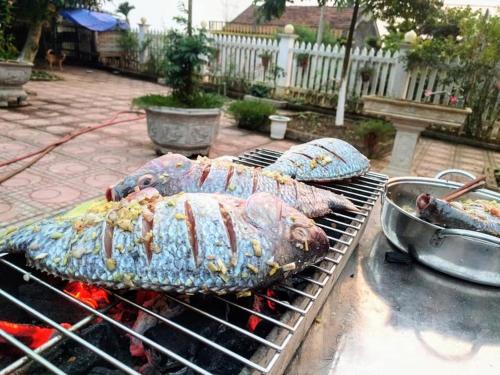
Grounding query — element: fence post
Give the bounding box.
[276,24,298,92]
[386,43,411,99]
[138,19,150,64]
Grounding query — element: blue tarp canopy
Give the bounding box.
[59,9,129,32]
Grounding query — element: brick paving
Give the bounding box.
[0,67,498,228]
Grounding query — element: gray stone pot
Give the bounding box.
[145,106,221,156]
[0,60,33,107]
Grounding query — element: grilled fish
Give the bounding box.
[263,138,370,181]
[0,190,329,294]
[416,194,500,238]
[106,153,358,217]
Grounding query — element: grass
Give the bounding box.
[132,93,224,109]
[30,70,62,81]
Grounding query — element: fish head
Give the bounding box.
[106,154,192,201]
[245,193,329,263]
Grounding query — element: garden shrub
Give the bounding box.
[354,119,395,158]
[228,100,276,131]
[249,83,272,98]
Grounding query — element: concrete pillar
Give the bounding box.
[138,20,150,64]
[387,42,411,99]
[276,25,298,89]
[383,119,422,176]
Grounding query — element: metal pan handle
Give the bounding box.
[437,228,500,247]
[434,169,476,181]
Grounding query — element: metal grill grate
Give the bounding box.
[0,149,387,375]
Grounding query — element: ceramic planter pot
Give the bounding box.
[145,106,221,156]
[269,115,290,140]
[0,60,33,107]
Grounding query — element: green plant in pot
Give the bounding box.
[259,51,273,73]
[359,65,374,82]
[132,7,224,156]
[0,0,32,107]
[296,53,310,70]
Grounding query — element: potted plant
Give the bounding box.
[359,65,374,82]
[296,53,309,70]
[132,12,224,156]
[0,2,33,107]
[259,51,273,71]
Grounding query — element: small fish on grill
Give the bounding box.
[105,153,359,217]
[263,138,370,181]
[416,194,500,238]
[0,189,329,294]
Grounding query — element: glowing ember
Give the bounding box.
[0,321,71,349]
[247,314,262,332]
[266,288,277,311]
[247,295,264,332]
[64,281,110,309]
[248,289,278,332]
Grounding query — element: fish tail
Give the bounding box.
[329,195,360,213]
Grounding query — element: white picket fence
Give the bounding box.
[211,34,280,83]
[289,42,399,97]
[104,29,499,141]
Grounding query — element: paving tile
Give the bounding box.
[0,111,30,121]
[17,118,53,127]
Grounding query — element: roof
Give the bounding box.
[231,5,354,31]
[59,9,129,32]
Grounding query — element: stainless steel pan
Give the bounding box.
[381,169,500,287]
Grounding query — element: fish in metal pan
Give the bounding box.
[0,189,329,294]
[106,153,359,217]
[263,138,370,181]
[416,194,500,238]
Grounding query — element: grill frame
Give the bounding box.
[0,148,387,375]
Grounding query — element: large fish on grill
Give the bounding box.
[263,138,370,181]
[416,194,500,238]
[106,154,358,218]
[0,189,329,294]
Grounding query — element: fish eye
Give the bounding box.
[138,174,154,187]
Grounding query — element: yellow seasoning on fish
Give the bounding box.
[50,232,64,240]
[251,239,262,257]
[106,258,116,271]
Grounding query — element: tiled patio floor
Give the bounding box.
[0,67,497,228]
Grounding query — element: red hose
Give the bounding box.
[0,110,146,184]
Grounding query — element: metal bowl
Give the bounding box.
[381,169,500,287]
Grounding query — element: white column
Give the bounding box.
[276,25,298,90]
[386,42,411,99]
[138,21,150,64]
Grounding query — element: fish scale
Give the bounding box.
[108,154,359,217]
[263,138,371,181]
[0,192,329,294]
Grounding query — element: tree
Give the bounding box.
[116,1,135,24]
[254,0,444,125]
[11,0,105,63]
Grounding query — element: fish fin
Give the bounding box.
[328,194,360,213]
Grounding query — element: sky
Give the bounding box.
[102,0,500,30]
